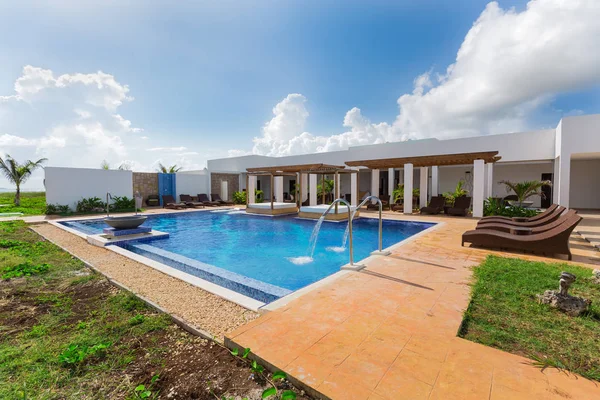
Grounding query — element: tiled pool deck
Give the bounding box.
[226,213,600,400]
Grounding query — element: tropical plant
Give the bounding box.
[232,191,247,204]
[500,180,552,207]
[255,189,264,203]
[316,178,334,197]
[0,155,47,206]
[100,160,110,170]
[109,196,135,211]
[392,184,420,203]
[76,197,106,213]
[45,203,71,215]
[101,160,131,170]
[157,163,182,173]
[483,197,538,217]
[442,179,469,204]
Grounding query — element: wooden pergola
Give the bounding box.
[345,151,501,169]
[245,163,358,217]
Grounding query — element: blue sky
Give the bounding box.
[1,0,599,189]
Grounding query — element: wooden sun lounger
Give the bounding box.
[475,209,577,234]
[477,206,565,228]
[180,194,205,208]
[462,213,582,260]
[197,194,220,206]
[420,196,445,215]
[162,195,187,209]
[446,196,471,216]
[480,203,558,223]
[211,193,234,206]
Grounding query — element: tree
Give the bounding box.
[101,160,131,170]
[100,160,110,170]
[500,180,552,206]
[157,163,182,173]
[0,155,47,206]
[392,184,420,204]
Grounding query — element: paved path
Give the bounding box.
[226,214,600,400]
[576,210,600,251]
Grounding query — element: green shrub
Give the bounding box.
[255,189,264,203]
[1,262,50,279]
[45,203,71,215]
[0,239,24,249]
[58,342,110,368]
[232,191,247,204]
[483,198,538,217]
[76,197,105,213]
[109,196,135,211]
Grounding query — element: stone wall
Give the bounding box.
[133,172,159,205]
[211,173,240,201]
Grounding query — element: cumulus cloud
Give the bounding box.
[146,146,187,152]
[231,0,600,157]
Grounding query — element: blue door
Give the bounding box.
[158,173,177,206]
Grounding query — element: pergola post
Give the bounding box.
[321,174,326,204]
[371,169,380,203]
[388,168,395,205]
[274,175,284,203]
[431,166,439,197]
[350,171,358,206]
[301,173,308,202]
[248,175,256,204]
[404,163,413,214]
[420,166,428,208]
[486,163,494,199]
[473,159,485,218]
[309,174,317,206]
[270,173,274,210]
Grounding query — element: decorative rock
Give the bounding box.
[559,271,576,295]
[537,290,591,316]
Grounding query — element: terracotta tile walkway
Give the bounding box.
[226,214,600,400]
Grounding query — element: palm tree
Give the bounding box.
[500,180,552,206]
[0,155,47,206]
[157,163,182,173]
[100,160,110,170]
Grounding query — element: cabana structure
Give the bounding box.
[245,164,359,220]
[346,151,500,217]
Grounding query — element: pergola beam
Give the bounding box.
[345,151,501,169]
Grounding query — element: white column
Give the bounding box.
[371,169,380,202]
[388,168,395,204]
[221,181,228,201]
[431,166,439,197]
[419,167,428,208]
[248,176,256,204]
[404,163,413,214]
[301,173,308,202]
[350,172,358,206]
[486,163,494,199]
[309,174,317,206]
[473,160,485,218]
[552,158,560,204]
[557,155,570,208]
[274,176,284,203]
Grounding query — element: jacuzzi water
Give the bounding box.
[61,211,434,303]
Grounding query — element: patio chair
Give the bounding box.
[180,194,205,208]
[480,203,558,223]
[211,193,234,205]
[146,194,160,207]
[420,196,445,215]
[475,209,577,234]
[367,199,389,210]
[197,194,220,206]
[446,196,472,216]
[462,213,582,260]
[477,206,565,228]
[162,195,187,209]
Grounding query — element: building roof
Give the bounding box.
[345,151,500,169]
[246,163,352,174]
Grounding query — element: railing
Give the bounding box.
[320,198,355,266]
[354,195,385,254]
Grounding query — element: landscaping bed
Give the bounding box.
[0,221,311,399]
[460,255,600,381]
[0,191,46,215]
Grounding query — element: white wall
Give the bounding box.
[569,159,600,209]
[45,167,133,208]
[175,172,209,201]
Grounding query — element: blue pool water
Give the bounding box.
[62,211,434,302]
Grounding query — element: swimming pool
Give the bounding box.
[61,211,434,304]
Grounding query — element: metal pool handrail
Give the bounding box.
[320,198,355,266]
[354,195,384,253]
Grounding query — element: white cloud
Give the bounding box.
[232,0,600,157]
[0,134,37,147]
[146,146,187,152]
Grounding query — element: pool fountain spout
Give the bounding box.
[321,198,364,271]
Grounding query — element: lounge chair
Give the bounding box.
[211,193,234,205]
[180,194,205,208]
[446,196,471,216]
[475,209,577,234]
[367,199,389,210]
[146,194,160,207]
[420,196,445,215]
[162,195,187,209]
[481,203,558,223]
[462,213,582,260]
[477,206,565,228]
[197,194,220,206]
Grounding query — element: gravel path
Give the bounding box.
[31,223,259,340]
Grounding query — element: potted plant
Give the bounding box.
[442,180,468,206]
[499,180,552,207]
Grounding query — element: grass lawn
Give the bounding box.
[460,255,600,381]
[0,221,309,400]
[0,191,46,215]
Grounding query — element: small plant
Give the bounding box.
[255,189,264,203]
[128,314,146,326]
[499,180,552,207]
[134,374,160,399]
[392,184,420,203]
[483,197,538,217]
[45,203,71,215]
[58,342,110,368]
[110,196,136,211]
[443,179,469,205]
[1,262,50,279]
[76,197,105,213]
[0,239,24,248]
[232,191,247,204]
